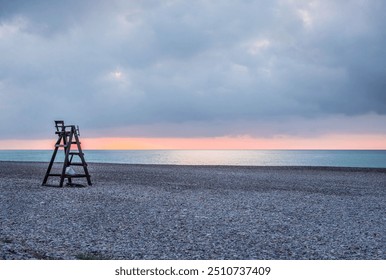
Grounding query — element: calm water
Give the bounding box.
[0,150,385,168]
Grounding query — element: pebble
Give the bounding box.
[1,162,385,260]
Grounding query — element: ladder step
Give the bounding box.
[69,163,87,166]
[69,152,84,155]
[66,174,89,178]
[55,143,80,147]
[71,141,80,144]
[47,174,90,178]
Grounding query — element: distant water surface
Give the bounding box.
[0,150,385,168]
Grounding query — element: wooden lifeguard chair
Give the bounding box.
[42,120,92,187]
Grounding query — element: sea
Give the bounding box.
[0,150,386,168]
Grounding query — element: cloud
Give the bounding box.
[0,0,386,140]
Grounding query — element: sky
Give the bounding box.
[0,0,386,149]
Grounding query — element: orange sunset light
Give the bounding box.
[1,134,385,150]
[82,135,386,150]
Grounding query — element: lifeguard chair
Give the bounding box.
[42,120,92,187]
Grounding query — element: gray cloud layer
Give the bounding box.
[1,0,385,139]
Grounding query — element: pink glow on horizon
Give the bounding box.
[0,134,385,150]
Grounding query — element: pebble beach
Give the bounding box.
[1,161,385,260]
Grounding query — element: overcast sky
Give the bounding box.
[1,0,386,143]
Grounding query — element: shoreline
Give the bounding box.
[2,160,386,171]
[1,161,385,260]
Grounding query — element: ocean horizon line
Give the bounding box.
[1,148,386,151]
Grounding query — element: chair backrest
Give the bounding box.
[55,120,65,133]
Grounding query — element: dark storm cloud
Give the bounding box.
[1,0,386,139]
